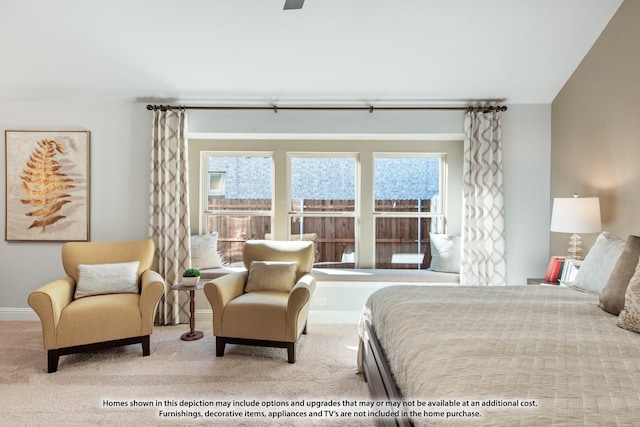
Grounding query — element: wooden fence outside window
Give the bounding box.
[206,198,433,269]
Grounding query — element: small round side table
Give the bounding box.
[171,281,205,341]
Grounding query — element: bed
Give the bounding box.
[358,283,640,426]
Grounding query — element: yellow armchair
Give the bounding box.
[28,239,164,372]
[204,240,316,363]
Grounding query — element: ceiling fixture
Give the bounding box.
[284,0,304,10]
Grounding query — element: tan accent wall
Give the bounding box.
[551,0,640,255]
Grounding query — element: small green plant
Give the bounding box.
[182,268,200,278]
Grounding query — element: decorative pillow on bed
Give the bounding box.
[428,234,461,273]
[190,233,223,270]
[245,261,298,293]
[617,260,640,333]
[571,232,625,295]
[599,235,640,315]
[74,261,140,299]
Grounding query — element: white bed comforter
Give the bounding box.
[360,285,640,426]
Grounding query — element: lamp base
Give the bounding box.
[567,233,584,260]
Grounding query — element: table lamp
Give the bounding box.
[550,194,601,260]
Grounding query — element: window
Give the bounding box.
[373,154,444,269]
[194,137,461,270]
[201,154,273,264]
[289,155,358,267]
[207,172,226,197]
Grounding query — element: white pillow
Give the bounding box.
[245,261,298,293]
[571,231,625,295]
[74,261,140,299]
[428,234,461,273]
[190,233,223,269]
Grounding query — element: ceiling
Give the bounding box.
[0,0,623,105]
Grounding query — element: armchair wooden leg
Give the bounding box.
[216,337,226,357]
[47,350,60,373]
[287,343,296,364]
[302,321,308,335]
[141,335,150,356]
[44,336,152,373]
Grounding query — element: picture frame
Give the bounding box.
[560,258,583,284]
[5,130,90,242]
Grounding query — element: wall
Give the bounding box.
[502,104,552,284]
[0,100,150,318]
[0,102,551,320]
[551,0,640,254]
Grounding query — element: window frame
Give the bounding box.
[371,152,446,269]
[200,151,274,238]
[287,152,360,265]
[192,137,461,270]
[286,152,360,214]
[371,152,446,218]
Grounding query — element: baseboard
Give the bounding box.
[308,310,361,324]
[0,307,39,321]
[194,309,360,324]
[4,308,361,324]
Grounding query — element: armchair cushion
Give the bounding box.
[245,261,298,293]
[56,293,143,348]
[223,291,290,341]
[74,261,140,299]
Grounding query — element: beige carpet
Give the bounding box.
[0,321,373,426]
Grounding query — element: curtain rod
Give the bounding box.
[145,104,507,113]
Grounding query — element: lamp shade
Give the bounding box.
[550,196,602,234]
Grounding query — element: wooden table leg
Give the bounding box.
[181,289,203,341]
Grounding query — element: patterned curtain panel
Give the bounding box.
[149,109,191,324]
[461,110,507,286]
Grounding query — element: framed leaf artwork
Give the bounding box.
[5,130,90,242]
